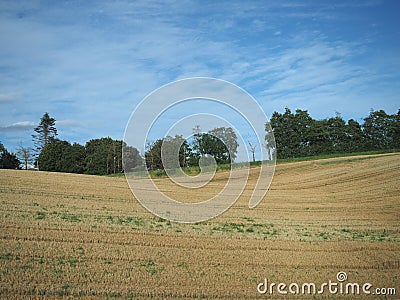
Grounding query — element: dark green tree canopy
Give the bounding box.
[145,135,190,170]
[145,127,239,170]
[0,142,20,169]
[85,137,121,175]
[208,127,239,162]
[269,107,399,159]
[190,127,239,166]
[363,109,399,150]
[39,141,86,174]
[123,144,144,172]
[194,133,231,165]
[38,138,142,175]
[86,137,143,175]
[5,108,397,174]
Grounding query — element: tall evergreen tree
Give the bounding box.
[32,112,58,168]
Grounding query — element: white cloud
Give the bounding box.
[0,0,398,152]
[0,121,35,132]
[0,93,20,103]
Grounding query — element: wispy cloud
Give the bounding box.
[0,0,398,152]
[0,121,35,132]
[0,93,20,103]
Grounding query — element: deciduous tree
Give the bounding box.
[16,144,34,170]
[39,141,86,173]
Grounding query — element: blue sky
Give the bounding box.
[0,0,399,157]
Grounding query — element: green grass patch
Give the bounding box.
[106,215,144,226]
[60,213,81,222]
[0,253,13,260]
[212,222,245,233]
[140,259,156,267]
[276,149,399,164]
[122,150,399,180]
[35,211,46,220]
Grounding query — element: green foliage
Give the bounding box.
[363,109,400,150]
[85,138,143,175]
[66,143,86,173]
[39,141,85,173]
[10,108,397,175]
[207,127,239,162]
[270,108,399,159]
[144,127,239,171]
[145,139,163,170]
[0,142,20,169]
[195,133,230,165]
[37,135,143,175]
[145,135,191,170]
[122,144,144,172]
[345,119,364,152]
[85,137,120,175]
[191,127,239,165]
[60,213,81,222]
[35,211,46,220]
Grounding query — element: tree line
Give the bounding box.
[269,108,400,159]
[0,112,239,175]
[1,108,398,173]
[0,113,143,175]
[38,138,142,175]
[145,127,239,170]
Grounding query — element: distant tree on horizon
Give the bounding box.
[122,143,144,172]
[145,135,191,170]
[39,140,86,173]
[190,127,239,166]
[269,107,400,159]
[16,144,34,170]
[32,112,58,169]
[0,142,20,169]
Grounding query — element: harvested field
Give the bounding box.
[0,153,399,298]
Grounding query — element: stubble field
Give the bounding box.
[0,153,399,298]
